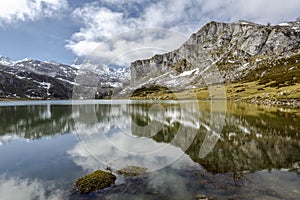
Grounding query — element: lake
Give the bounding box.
[0,100,299,200]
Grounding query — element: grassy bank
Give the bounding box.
[130,53,300,108]
[130,81,300,108]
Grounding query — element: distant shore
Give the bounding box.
[1,84,299,110]
[130,81,300,109]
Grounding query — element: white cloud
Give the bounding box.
[0,0,68,26]
[0,176,62,200]
[196,0,300,23]
[82,28,188,66]
[66,2,190,65]
[66,0,300,65]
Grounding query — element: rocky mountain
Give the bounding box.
[0,57,77,99]
[0,57,129,99]
[1,20,299,100]
[71,61,129,99]
[126,20,300,97]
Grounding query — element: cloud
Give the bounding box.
[0,0,68,26]
[66,2,191,65]
[198,0,300,23]
[66,0,300,65]
[81,28,188,66]
[0,176,62,200]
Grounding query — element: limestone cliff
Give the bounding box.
[129,20,300,92]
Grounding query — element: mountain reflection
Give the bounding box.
[72,101,300,174]
[0,104,74,140]
[1,101,300,174]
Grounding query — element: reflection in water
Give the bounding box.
[71,101,300,174]
[0,176,62,200]
[0,101,299,199]
[0,104,74,140]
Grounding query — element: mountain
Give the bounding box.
[0,57,129,99]
[71,60,129,99]
[0,58,77,99]
[126,20,300,103]
[1,20,300,102]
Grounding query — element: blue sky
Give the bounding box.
[0,0,300,65]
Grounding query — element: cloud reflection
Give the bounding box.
[0,176,62,200]
[69,102,209,172]
[68,126,197,172]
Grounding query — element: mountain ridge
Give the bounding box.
[130,20,300,87]
[126,20,300,105]
[0,56,129,99]
[1,20,300,105]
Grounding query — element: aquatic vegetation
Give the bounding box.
[75,170,116,194]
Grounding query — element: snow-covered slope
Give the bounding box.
[71,60,130,99]
[0,57,130,99]
[0,56,14,66]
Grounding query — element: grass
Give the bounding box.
[240,53,300,87]
[130,81,300,107]
[130,53,300,107]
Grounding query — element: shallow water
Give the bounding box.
[0,100,299,199]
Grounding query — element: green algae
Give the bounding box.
[75,170,116,194]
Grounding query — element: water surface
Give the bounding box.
[0,100,299,199]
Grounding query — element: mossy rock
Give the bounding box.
[117,166,148,176]
[75,170,116,194]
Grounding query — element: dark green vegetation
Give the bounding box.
[240,53,300,88]
[75,170,116,194]
[131,85,173,98]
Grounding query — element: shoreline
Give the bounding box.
[1,97,299,110]
[1,81,299,109]
[245,98,300,109]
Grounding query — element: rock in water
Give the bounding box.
[195,194,214,200]
[117,166,148,176]
[75,170,116,194]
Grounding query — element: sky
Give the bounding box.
[0,0,300,65]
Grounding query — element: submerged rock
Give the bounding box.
[117,166,148,176]
[75,170,116,194]
[195,194,214,200]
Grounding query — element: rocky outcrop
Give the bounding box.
[129,20,300,91]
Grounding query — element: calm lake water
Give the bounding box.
[0,100,299,200]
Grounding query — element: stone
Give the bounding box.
[195,194,214,200]
[117,166,148,176]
